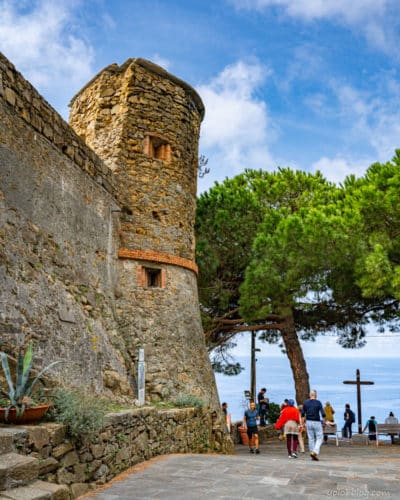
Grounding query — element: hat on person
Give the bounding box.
[287,399,295,406]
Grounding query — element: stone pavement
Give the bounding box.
[82,439,400,499]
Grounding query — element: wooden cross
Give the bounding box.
[343,369,374,434]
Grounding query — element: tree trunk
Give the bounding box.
[279,310,310,405]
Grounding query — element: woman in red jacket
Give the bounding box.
[275,399,301,458]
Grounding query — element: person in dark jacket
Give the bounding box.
[257,388,269,426]
[301,390,325,461]
[343,404,355,439]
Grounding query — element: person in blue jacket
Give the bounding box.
[343,404,355,439]
[243,401,260,454]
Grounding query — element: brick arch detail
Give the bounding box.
[118,248,198,274]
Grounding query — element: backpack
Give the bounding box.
[368,419,376,433]
[349,410,355,423]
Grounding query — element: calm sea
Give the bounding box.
[215,356,400,426]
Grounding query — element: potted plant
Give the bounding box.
[0,342,61,424]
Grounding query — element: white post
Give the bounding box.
[138,348,145,406]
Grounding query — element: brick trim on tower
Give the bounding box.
[118,248,198,274]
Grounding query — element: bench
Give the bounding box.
[323,423,339,446]
[366,424,400,446]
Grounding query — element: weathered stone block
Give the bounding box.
[0,433,14,454]
[4,87,16,105]
[70,482,91,498]
[78,451,93,463]
[93,463,108,481]
[98,430,112,441]
[0,484,49,499]
[100,88,114,98]
[38,457,59,475]
[90,444,105,459]
[19,107,30,122]
[53,443,75,460]
[31,480,71,500]
[60,450,79,468]
[28,426,50,451]
[115,446,130,462]
[72,462,87,483]
[39,445,52,459]
[45,423,67,446]
[0,452,39,489]
[56,467,75,485]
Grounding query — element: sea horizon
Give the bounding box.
[215,355,400,428]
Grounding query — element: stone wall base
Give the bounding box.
[0,407,233,498]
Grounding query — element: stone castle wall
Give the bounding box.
[0,52,133,399]
[0,51,220,411]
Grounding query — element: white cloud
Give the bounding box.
[230,0,398,56]
[0,0,94,116]
[231,0,389,22]
[232,330,400,358]
[279,43,327,95]
[309,75,400,183]
[302,333,400,358]
[197,60,277,190]
[311,156,371,184]
[151,54,172,71]
[333,80,400,162]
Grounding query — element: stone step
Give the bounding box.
[0,434,13,455]
[0,428,28,455]
[0,480,70,500]
[0,452,39,490]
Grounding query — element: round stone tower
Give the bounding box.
[69,59,219,407]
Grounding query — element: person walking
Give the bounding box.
[243,401,260,454]
[301,390,325,461]
[342,404,355,439]
[275,399,301,458]
[257,387,269,426]
[297,405,305,453]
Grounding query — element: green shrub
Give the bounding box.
[267,402,281,424]
[173,394,205,408]
[51,388,106,440]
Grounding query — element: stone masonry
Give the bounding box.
[0,52,132,399]
[69,59,218,406]
[0,51,221,410]
[0,407,233,498]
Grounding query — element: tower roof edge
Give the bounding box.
[69,58,205,121]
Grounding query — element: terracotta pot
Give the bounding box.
[0,404,51,424]
[238,426,255,446]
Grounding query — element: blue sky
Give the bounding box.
[1,0,400,356]
[2,0,400,192]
